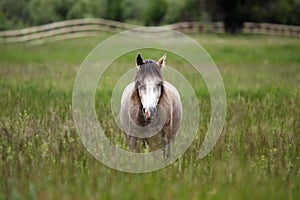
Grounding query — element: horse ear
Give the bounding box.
[157,53,167,69]
[136,54,144,67]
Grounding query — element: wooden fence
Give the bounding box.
[243,22,300,36]
[166,21,300,36]
[0,18,138,45]
[0,18,299,45]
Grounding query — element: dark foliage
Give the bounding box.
[0,0,299,32]
[143,0,167,26]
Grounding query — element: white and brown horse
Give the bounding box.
[120,54,182,157]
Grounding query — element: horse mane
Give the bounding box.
[128,88,141,123]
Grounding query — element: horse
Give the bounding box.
[119,53,182,158]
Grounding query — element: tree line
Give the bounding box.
[0,0,299,33]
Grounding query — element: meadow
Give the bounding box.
[0,33,299,199]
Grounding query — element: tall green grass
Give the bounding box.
[0,34,299,199]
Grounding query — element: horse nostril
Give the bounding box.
[149,107,157,116]
[142,108,146,114]
[154,107,157,113]
[153,107,157,113]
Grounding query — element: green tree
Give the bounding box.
[105,0,124,21]
[209,0,300,33]
[289,0,300,25]
[0,0,31,29]
[123,0,147,24]
[264,0,300,25]
[214,0,251,33]
[180,0,205,21]
[143,0,167,26]
[29,0,63,25]
[67,0,106,19]
[54,0,78,19]
[29,0,109,25]
[163,0,186,24]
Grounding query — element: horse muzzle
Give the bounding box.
[142,107,157,121]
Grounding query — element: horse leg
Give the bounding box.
[144,132,163,153]
[163,135,170,158]
[126,134,138,152]
[162,128,177,158]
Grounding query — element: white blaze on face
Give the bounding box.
[139,78,161,110]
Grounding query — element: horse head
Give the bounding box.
[134,53,166,121]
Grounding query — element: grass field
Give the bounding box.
[0,33,300,199]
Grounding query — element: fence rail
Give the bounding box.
[0,19,299,45]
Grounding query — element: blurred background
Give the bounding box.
[1,1,300,199]
[0,0,299,32]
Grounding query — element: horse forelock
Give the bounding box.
[135,61,163,83]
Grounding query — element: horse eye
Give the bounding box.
[136,81,141,88]
[138,84,146,91]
